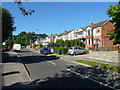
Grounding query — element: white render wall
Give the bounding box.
[86,27,92,36]
[93,27,101,37]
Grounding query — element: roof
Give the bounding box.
[91,19,111,28]
[81,19,111,30]
[59,29,75,36]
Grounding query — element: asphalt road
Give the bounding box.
[16,48,113,89]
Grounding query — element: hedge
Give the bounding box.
[53,47,68,55]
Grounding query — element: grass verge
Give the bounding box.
[72,60,120,73]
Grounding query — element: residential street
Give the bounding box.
[2,2,120,90]
[2,48,118,89]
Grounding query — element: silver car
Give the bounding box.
[67,46,86,55]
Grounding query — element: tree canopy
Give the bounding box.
[55,39,85,47]
[107,1,120,44]
[6,31,48,47]
[2,8,16,42]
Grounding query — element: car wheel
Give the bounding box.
[83,51,86,54]
[73,52,76,56]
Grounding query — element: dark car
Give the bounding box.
[40,47,51,55]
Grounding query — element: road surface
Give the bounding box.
[15,48,112,89]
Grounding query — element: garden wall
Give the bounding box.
[89,51,119,63]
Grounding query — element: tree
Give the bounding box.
[36,34,48,41]
[14,0,35,16]
[56,39,64,47]
[107,1,120,44]
[64,40,70,47]
[2,8,16,42]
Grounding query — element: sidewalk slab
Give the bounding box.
[2,51,35,89]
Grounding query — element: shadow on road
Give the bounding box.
[2,71,20,76]
[2,52,60,64]
[2,65,117,89]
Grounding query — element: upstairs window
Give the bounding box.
[96,28,100,33]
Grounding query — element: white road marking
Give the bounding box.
[47,61,56,65]
[66,69,115,89]
[42,59,56,65]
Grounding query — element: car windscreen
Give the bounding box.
[44,48,49,50]
[69,47,73,49]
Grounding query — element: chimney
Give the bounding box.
[90,22,94,25]
[64,30,67,33]
[50,34,53,36]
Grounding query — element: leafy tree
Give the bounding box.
[36,34,48,41]
[27,32,36,44]
[64,40,71,47]
[107,1,120,44]
[47,43,60,48]
[56,39,64,47]
[2,8,16,42]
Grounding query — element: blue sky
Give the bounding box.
[2,2,118,35]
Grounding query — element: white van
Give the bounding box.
[13,44,21,51]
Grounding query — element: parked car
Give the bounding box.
[40,47,51,55]
[13,44,21,51]
[67,46,86,55]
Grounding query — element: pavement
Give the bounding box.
[2,50,35,89]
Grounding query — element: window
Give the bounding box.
[87,39,92,45]
[88,30,90,35]
[78,32,82,35]
[69,47,73,49]
[60,37,63,39]
[96,28,100,33]
[87,39,89,45]
[74,47,77,49]
[96,39,100,44]
[78,47,82,50]
[98,29,100,33]
[89,39,90,45]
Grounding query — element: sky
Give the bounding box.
[2,2,118,36]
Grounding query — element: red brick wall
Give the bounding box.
[101,22,115,47]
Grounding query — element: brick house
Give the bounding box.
[84,19,115,48]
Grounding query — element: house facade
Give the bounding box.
[84,19,115,48]
[40,19,115,48]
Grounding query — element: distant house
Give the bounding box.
[53,34,59,43]
[76,28,86,43]
[34,40,41,45]
[67,29,77,40]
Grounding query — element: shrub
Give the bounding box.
[47,43,60,48]
[53,47,68,55]
[35,45,40,50]
[33,44,36,49]
[2,45,8,48]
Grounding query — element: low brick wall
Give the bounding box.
[89,51,119,63]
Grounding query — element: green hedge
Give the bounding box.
[53,47,68,55]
